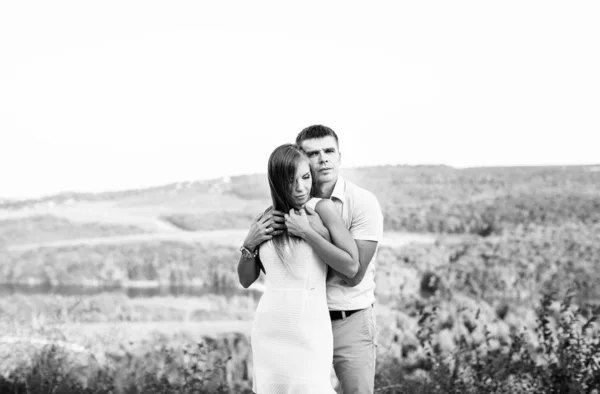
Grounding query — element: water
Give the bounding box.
[0,282,263,300]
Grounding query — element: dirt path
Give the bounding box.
[0,202,182,233]
[7,229,250,252]
[2,197,441,252]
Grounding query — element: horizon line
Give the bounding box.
[2,162,599,202]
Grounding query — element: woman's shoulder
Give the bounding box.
[314,198,335,211]
[306,198,337,217]
[304,197,322,210]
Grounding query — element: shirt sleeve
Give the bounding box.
[350,190,384,242]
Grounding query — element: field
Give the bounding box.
[1,164,599,393]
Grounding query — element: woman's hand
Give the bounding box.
[285,208,313,240]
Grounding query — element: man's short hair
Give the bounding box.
[295,124,339,147]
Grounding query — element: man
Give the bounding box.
[237,125,384,393]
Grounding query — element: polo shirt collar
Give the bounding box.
[330,176,346,203]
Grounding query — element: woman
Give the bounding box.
[239,143,359,393]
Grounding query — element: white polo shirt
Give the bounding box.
[326,176,384,311]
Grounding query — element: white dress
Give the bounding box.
[251,200,335,393]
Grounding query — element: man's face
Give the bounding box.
[298,136,341,184]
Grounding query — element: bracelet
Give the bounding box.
[240,245,259,259]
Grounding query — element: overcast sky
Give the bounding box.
[1,1,598,199]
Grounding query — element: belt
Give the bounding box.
[329,308,363,321]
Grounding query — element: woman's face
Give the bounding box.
[290,158,312,208]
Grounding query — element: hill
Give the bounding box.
[2,164,599,237]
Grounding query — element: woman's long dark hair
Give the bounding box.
[267,144,317,276]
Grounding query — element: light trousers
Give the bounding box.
[331,305,377,394]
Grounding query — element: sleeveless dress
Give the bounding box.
[251,199,335,394]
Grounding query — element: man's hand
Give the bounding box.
[242,209,286,251]
[285,209,313,239]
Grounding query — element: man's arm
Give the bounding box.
[330,191,383,287]
[329,240,378,287]
[237,209,285,288]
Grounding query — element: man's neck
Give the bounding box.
[314,178,338,199]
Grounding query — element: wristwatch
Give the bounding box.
[240,245,259,259]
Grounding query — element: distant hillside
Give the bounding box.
[341,164,600,235]
[2,164,599,235]
[159,164,600,235]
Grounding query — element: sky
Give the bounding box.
[1,1,599,199]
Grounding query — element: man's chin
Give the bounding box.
[317,173,336,183]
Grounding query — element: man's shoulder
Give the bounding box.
[343,178,379,203]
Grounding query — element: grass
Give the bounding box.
[160,211,257,231]
[1,289,598,393]
[0,215,148,246]
[0,292,259,328]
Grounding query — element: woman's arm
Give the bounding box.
[237,253,264,288]
[305,205,332,242]
[285,200,359,278]
[237,210,283,288]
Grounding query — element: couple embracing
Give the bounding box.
[237,125,383,393]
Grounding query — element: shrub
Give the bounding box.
[1,336,254,394]
[375,288,600,393]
